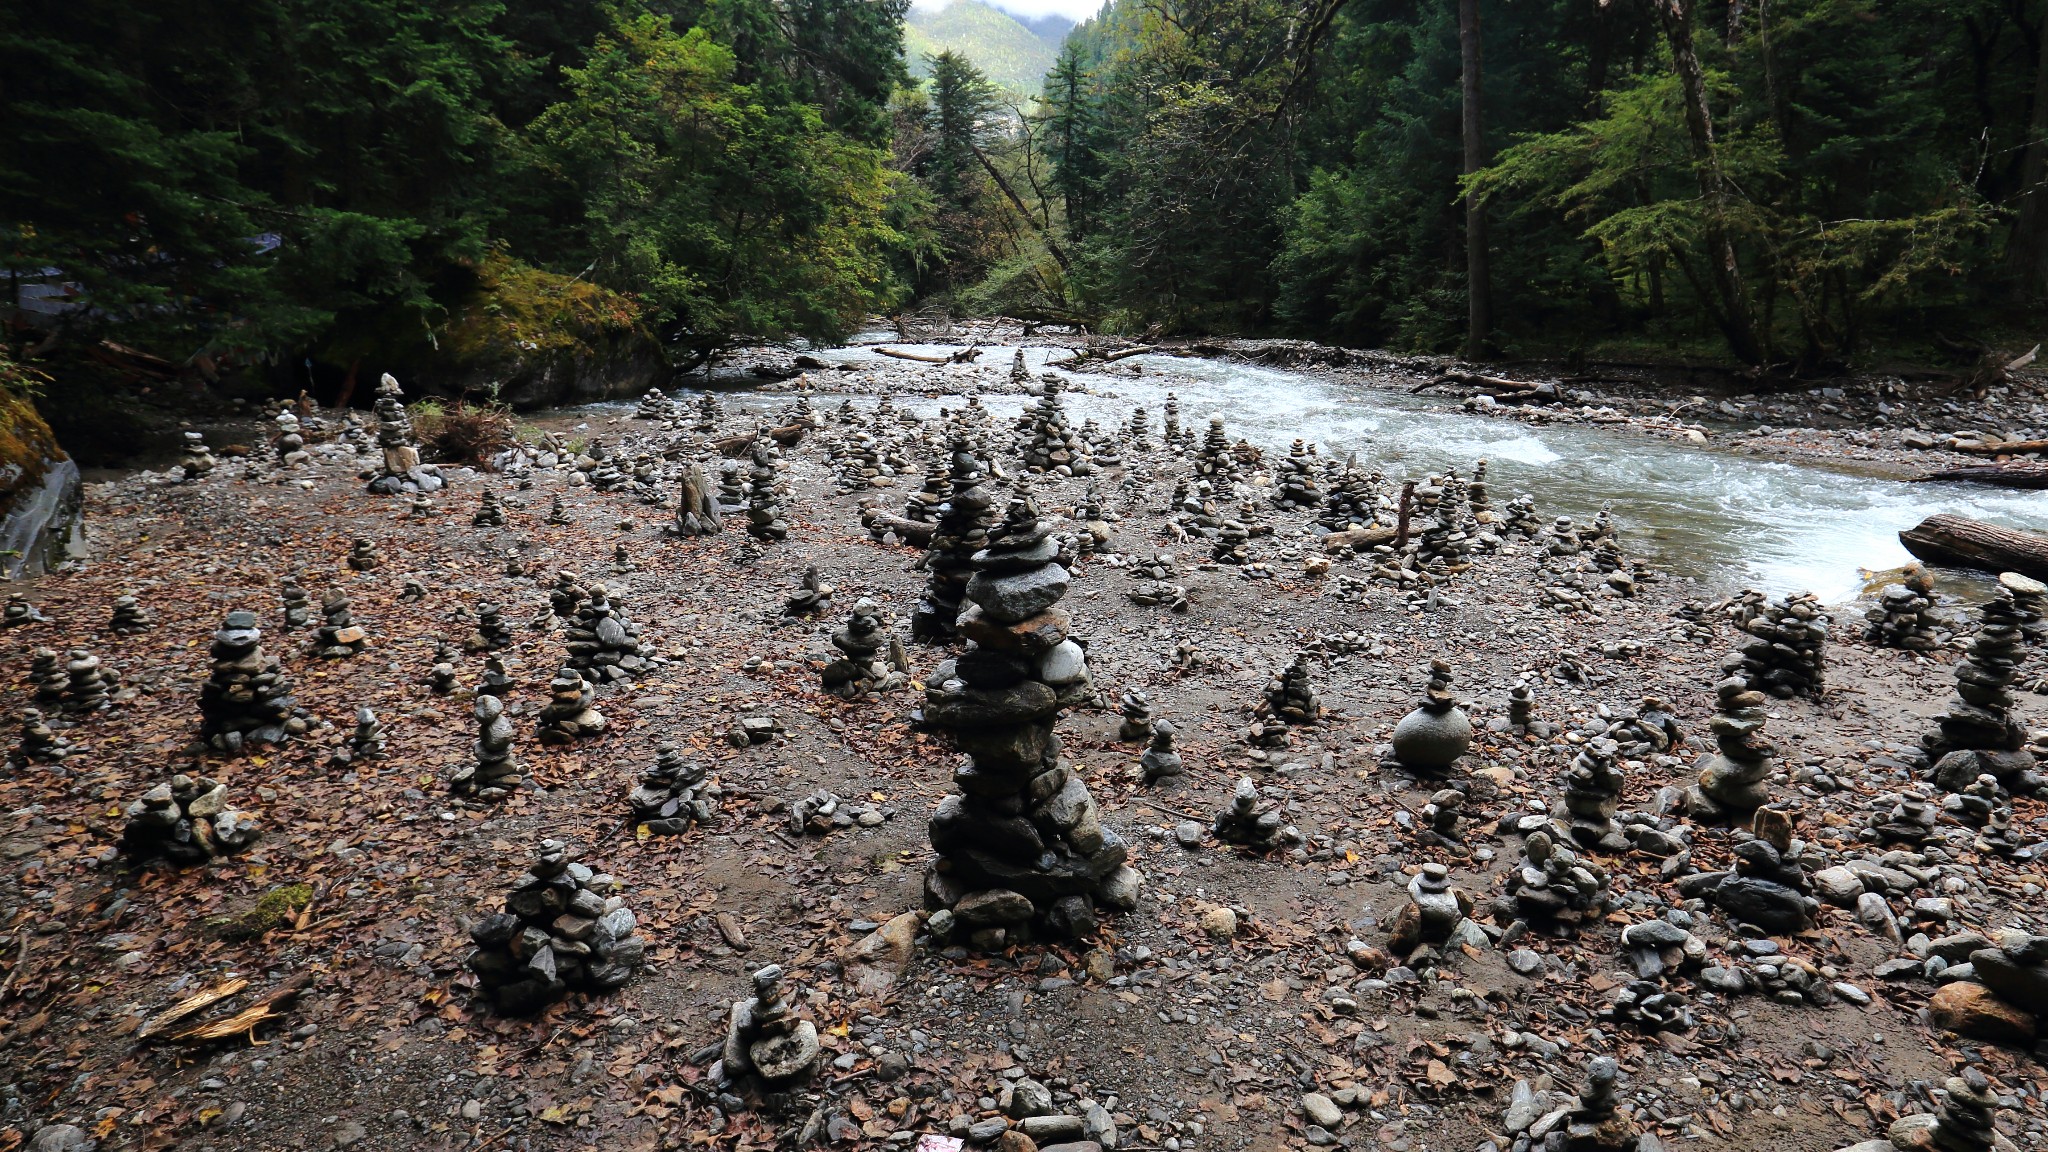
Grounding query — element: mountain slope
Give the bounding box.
[904,1,1071,93]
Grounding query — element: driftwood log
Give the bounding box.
[1899,514,2048,581]
[1950,439,2048,455]
[860,512,935,546]
[875,346,983,365]
[1914,462,2048,490]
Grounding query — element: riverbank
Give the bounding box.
[0,341,2043,1152]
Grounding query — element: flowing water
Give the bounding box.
[682,343,2048,603]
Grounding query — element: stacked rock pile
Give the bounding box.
[179,431,217,481]
[746,440,788,541]
[1863,566,1944,650]
[538,665,608,744]
[346,537,381,571]
[119,774,260,864]
[1194,417,1239,488]
[366,374,443,494]
[465,840,645,1013]
[719,964,821,1088]
[564,584,652,683]
[1387,659,1471,775]
[312,592,368,659]
[912,433,996,642]
[1725,591,1829,698]
[451,694,523,796]
[820,598,899,699]
[1140,721,1184,785]
[12,709,72,766]
[628,744,720,835]
[108,595,152,634]
[473,490,507,527]
[198,611,300,753]
[1213,777,1297,851]
[1684,676,1778,821]
[279,576,313,630]
[1562,736,1627,850]
[60,649,117,713]
[1924,573,2044,793]
[920,488,1138,947]
[1272,440,1321,510]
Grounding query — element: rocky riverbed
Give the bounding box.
[0,338,2043,1152]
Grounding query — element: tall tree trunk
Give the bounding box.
[1654,0,1765,366]
[2006,0,2048,297]
[1460,0,1491,359]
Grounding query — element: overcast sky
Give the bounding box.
[910,0,1102,23]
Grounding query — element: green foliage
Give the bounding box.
[905,1,1070,94]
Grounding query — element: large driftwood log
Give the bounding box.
[1899,514,2048,581]
[1914,462,2048,489]
[1950,438,2048,455]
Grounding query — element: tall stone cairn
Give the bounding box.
[921,488,1139,947]
[1685,676,1778,821]
[1725,591,1829,698]
[744,440,788,541]
[366,373,440,494]
[1925,572,2045,793]
[198,611,299,753]
[563,583,653,684]
[451,694,523,796]
[1863,565,1942,650]
[1194,416,1240,487]
[911,432,997,642]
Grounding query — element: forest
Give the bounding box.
[5,0,2047,393]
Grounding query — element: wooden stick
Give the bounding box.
[875,347,952,365]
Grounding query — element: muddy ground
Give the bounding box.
[0,342,2042,1152]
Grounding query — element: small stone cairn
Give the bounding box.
[549,570,586,619]
[720,964,821,1088]
[1684,675,1777,821]
[820,598,899,699]
[366,373,443,494]
[1162,393,1184,446]
[198,611,298,753]
[473,490,507,527]
[1019,377,1092,476]
[1,594,45,627]
[178,431,217,481]
[912,433,996,642]
[345,537,380,571]
[1834,1066,2015,1152]
[745,440,788,541]
[921,489,1137,947]
[279,576,312,630]
[29,647,64,703]
[1140,720,1184,785]
[1864,565,1943,650]
[1387,659,1471,775]
[1213,777,1297,851]
[537,665,607,744]
[1545,1056,1641,1152]
[312,592,368,659]
[1117,688,1155,743]
[784,566,833,618]
[451,694,523,796]
[564,583,652,683]
[1561,735,1627,851]
[1502,494,1540,537]
[1250,652,1321,750]
[1501,829,1610,932]
[119,774,260,864]
[1726,591,1829,698]
[465,840,645,1013]
[61,648,117,713]
[1924,573,2045,793]
[633,387,671,420]
[628,743,720,834]
[1272,440,1321,510]
[1386,863,1475,964]
[1194,417,1239,489]
[12,709,72,766]
[1683,807,1818,934]
[108,595,152,634]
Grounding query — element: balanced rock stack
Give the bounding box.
[179,431,217,481]
[1387,659,1471,775]
[549,570,586,619]
[1863,566,1943,650]
[1117,689,1154,742]
[1834,1067,2017,1152]
[633,387,671,420]
[198,611,300,753]
[1502,494,1540,537]
[1195,417,1239,488]
[1726,591,1829,698]
[29,647,64,703]
[1,594,45,627]
[1546,1057,1642,1152]
[1924,573,2045,794]
[667,460,723,536]
[912,433,996,642]
[564,584,652,683]
[1685,676,1778,821]
[537,665,608,745]
[1321,466,1377,530]
[921,489,1138,947]
[346,537,380,571]
[12,709,72,766]
[1019,377,1093,477]
[468,602,513,651]
[108,595,152,634]
[473,490,507,527]
[720,964,821,1088]
[628,743,720,835]
[465,840,645,1013]
[1162,393,1183,445]
[119,774,260,865]
[273,412,308,466]
[451,694,523,796]
[695,390,722,431]
[1140,721,1184,785]
[1257,652,1322,733]
[61,649,117,713]
[1213,777,1296,851]
[745,440,788,541]
[1963,930,2048,1040]
[1561,736,1628,851]
[313,592,368,659]
[1272,440,1321,510]
[821,597,898,699]
[1387,863,1473,961]
[1682,807,1818,934]
[366,373,443,494]
[279,576,313,630]
[903,458,949,524]
[1500,829,1610,931]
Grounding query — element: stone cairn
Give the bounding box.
[1924,572,2045,794]
[1502,494,1540,538]
[467,602,514,652]
[821,598,898,699]
[198,611,298,753]
[1019,377,1092,476]
[538,665,607,744]
[120,774,261,864]
[178,431,217,481]
[1726,591,1829,698]
[903,458,949,525]
[335,706,387,766]
[1117,688,1155,743]
[1213,777,1296,851]
[784,566,834,619]
[1500,829,1610,933]
[12,709,72,766]
[745,440,788,541]
[668,460,723,536]
[465,840,645,1013]
[1386,659,1471,775]
[564,583,652,683]
[547,494,571,525]
[60,649,117,713]
[1272,440,1321,510]
[1140,720,1184,785]
[473,490,507,527]
[1545,1057,1641,1152]
[279,576,312,630]
[1321,464,1378,530]
[1684,675,1777,821]
[1864,565,1942,650]
[1162,394,1183,446]
[921,488,1138,948]
[720,964,821,1088]
[628,743,720,835]
[1,595,45,627]
[549,570,586,619]
[1250,652,1321,750]
[695,391,722,431]
[633,387,671,420]
[451,695,523,796]
[29,647,64,704]
[1194,417,1239,489]
[312,592,368,659]
[1684,807,1817,934]
[1561,736,1627,851]
[345,537,381,571]
[366,373,442,494]
[1834,1066,2013,1152]
[1386,863,1473,964]
[912,433,996,642]
[108,595,152,634]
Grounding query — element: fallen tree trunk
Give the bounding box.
[860,512,935,546]
[1950,438,2048,455]
[1899,514,2048,581]
[1414,369,1546,393]
[1914,463,2048,490]
[876,346,983,365]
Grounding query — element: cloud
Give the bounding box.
[909,0,1103,23]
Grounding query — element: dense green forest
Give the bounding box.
[4,0,2047,399]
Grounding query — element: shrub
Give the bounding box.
[412,400,515,467]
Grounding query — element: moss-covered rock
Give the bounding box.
[0,377,80,578]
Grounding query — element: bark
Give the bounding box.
[2005,0,2048,295]
[1460,0,1491,359]
[1914,463,2048,489]
[1654,0,1765,365]
[1898,514,2048,580]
